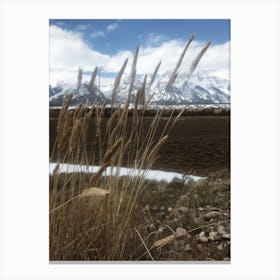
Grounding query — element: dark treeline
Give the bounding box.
[49,106,230,118]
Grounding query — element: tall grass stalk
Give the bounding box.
[49,37,208,260]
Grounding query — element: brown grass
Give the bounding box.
[49,37,212,261]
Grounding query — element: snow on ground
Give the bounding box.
[49,163,204,184]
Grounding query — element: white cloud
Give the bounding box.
[90,30,105,38]
[90,22,118,40]
[106,22,118,32]
[143,33,169,47]
[50,25,110,83]
[103,50,134,73]
[50,25,230,85]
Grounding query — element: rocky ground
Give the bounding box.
[136,169,230,261]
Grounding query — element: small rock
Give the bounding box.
[158,227,164,233]
[178,206,188,213]
[224,257,230,261]
[198,207,204,211]
[222,233,230,239]
[152,206,158,211]
[160,206,165,211]
[176,227,187,237]
[199,231,205,238]
[203,211,222,221]
[173,218,178,222]
[145,204,150,211]
[183,244,192,252]
[217,244,223,251]
[198,236,208,243]
[148,224,155,230]
[217,225,226,234]
[168,207,173,213]
[208,231,218,241]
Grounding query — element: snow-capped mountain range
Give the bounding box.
[49,70,230,107]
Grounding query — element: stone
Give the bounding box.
[198,207,204,211]
[203,211,222,221]
[160,206,165,211]
[217,244,223,251]
[198,236,208,243]
[198,231,205,238]
[145,204,150,211]
[178,206,188,213]
[148,224,155,230]
[176,227,187,237]
[222,233,230,239]
[208,231,218,241]
[168,207,173,213]
[158,227,164,233]
[217,225,226,235]
[183,244,192,252]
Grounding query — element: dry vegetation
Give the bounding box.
[49,35,230,261]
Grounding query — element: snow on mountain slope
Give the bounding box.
[148,70,230,105]
[49,82,109,107]
[49,70,230,107]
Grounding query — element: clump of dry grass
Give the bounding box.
[49,35,211,260]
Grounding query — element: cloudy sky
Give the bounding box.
[49,19,230,85]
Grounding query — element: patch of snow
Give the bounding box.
[49,163,204,184]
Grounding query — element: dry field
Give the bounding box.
[49,111,230,261]
[50,114,230,176]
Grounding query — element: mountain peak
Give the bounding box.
[49,70,230,107]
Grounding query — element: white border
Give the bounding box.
[0,0,279,279]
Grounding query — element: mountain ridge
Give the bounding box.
[49,70,230,107]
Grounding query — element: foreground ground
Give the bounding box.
[50,170,230,261]
[138,169,230,261]
[49,114,230,261]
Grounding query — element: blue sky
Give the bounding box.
[49,19,230,85]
